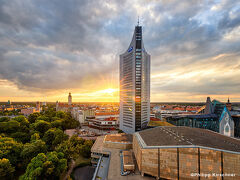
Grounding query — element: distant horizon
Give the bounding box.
[1,101,240,104]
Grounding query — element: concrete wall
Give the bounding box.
[103,141,132,150]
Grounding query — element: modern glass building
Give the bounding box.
[119,24,150,133]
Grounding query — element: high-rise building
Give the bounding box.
[119,24,150,133]
[68,92,72,106]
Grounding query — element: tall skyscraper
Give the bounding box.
[119,24,150,133]
[68,92,72,106]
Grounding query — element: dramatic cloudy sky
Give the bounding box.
[0,0,240,102]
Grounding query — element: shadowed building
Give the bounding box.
[119,23,150,134]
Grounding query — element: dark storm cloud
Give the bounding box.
[0,0,240,96]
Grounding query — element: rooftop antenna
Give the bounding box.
[137,16,139,26]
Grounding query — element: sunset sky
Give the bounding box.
[0,0,240,102]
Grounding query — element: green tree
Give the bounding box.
[0,158,15,179]
[0,117,10,122]
[43,128,68,150]
[51,119,64,130]
[56,135,91,161]
[31,120,51,136]
[30,133,41,142]
[36,115,50,122]
[12,116,29,126]
[20,151,67,180]
[11,132,30,144]
[0,136,23,166]
[62,113,80,130]
[0,120,20,133]
[56,111,66,119]
[0,116,30,143]
[28,112,41,123]
[10,116,30,142]
[80,140,93,158]
[21,140,47,168]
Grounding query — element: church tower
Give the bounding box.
[226,97,232,111]
[68,92,72,106]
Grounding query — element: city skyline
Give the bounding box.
[0,0,240,102]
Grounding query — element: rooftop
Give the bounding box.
[137,126,240,153]
[91,136,109,155]
[104,133,132,144]
[168,113,218,119]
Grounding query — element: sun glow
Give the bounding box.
[99,88,118,96]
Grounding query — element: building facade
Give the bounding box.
[120,24,150,134]
[88,117,118,130]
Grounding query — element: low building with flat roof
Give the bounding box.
[91,136,110,164]
[122,150,135,171]
[133,126,240,179]
[91,133,133,164]
[88,117,118,130]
